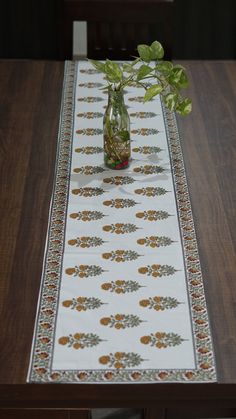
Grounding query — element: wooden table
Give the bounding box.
[0,60,236,419]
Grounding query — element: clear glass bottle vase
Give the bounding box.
[103,88,131,169]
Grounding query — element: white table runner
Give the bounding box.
[28,61,216,383]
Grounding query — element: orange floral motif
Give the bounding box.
[140,332,184,348]
[138,264,176,277]
[136,210,170,221]
[100,314,143,329]
[103,198,138,208]
[103,176,135,185]
[137,236,173,248]
[58,333,103,349]
[134,187,168,197]
[102,250,141,262]
[139,296,180,311]
[65,264,105,278]
[62,296,104,311]
[101,280,142,294]
[71,187,105,197]
[133,165,164,175]
[98,352,145,368]
[103,223,138,234]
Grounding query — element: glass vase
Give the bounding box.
[103,88,131,169]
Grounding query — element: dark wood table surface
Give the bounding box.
[0,60,236,417]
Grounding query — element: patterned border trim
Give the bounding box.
[27,62,216,383]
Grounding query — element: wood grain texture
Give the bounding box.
[0,60,236,409]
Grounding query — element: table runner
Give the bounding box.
[28,61,216,383]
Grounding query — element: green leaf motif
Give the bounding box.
[156,61,173,75]
[176,98,192,116]
[89,59,105,73]
[144,84,163,102]
[164,93,178,112]
[137,64,153,81]
[150,41,164,60]
[137,44,152,62]
[104,60,122,83]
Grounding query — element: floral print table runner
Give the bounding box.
[27,61,216,383]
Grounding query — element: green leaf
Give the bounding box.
[176,98,192,116]
[104,60,122,83]
[137,44,152,63]
[122,63,134,73]
[89,59,105,73]
[150,41,164,60]
[156,61,173,75]
[163,93,178,111]
[117,129,130,142]
[136,64,153,81]
[168,66,189,88]
[143,84,163,102]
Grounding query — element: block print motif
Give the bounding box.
[130,111,157,118]
[138,264,177,278]
[133,165,165,175]
[62,297,104,311]
[65,265,106,278]
[139,296,180,311]
[71,187,106,197]
[76,128,103,135]
[102,250,141,262]
[100,314,144,329]
[140,332,185,348]
[73,166,105,175]
[75,146,103,154]
[131,128,159,135]
[77,112,103,118]
[103,176,135,185]
[103,198,138,208]
[70,211,106,221]
[68,237,105,248]
[132,146,162,154]
[134,187,168,197]
[101,280,143,294]
[136,210,170,221]
[77,97,104,102]
[79,68,101,74]
[59,333,103,349]
[103,223,139,234]
[137,236,173,248]
[128,96,153,102]
[78,82,103,88]
[99,352,145,369]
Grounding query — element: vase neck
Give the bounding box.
[107,88,125,108]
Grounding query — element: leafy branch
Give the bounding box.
[89,41,192,116]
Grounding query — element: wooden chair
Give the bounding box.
[59,0,174,60]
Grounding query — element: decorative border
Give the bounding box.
[27,61,216,383]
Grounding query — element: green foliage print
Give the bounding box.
[103,223,139,234]
[73,166,106,175]
[140,332,185,348]
[137,236,173,248]
[139,296,180,311]
[70,210,106,221]
[58,332,103,349]
[72,187,106,197]
[138,264,177,278]
[75,146,103,154]
[100,314,143,329]
[136,210,170,221]
[102,250,141,262]
[101,280,143,294]
[62,296,104,311]
[133,165,165,175]
[68,236,105,248]
[99,352,145,369]
[103,198,138,208]
[65,264,105,278]
[132,146,162,154]
[134,187,168,197]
